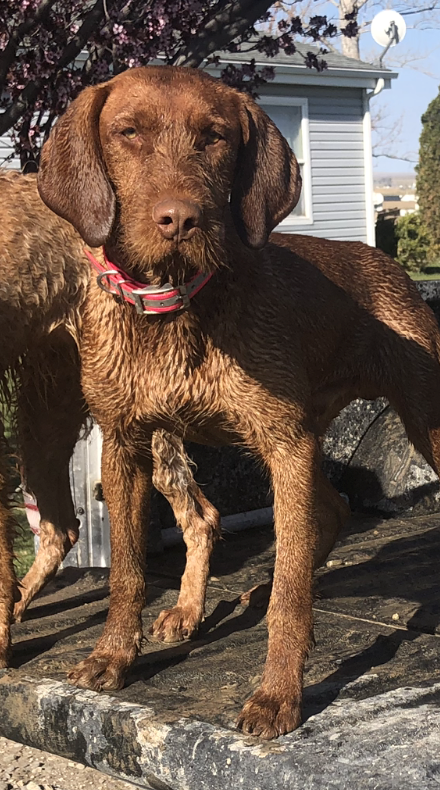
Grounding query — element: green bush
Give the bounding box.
[417,86,440,264]
[395,213,430,273]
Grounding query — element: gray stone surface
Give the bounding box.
[322,398,388,484]
[1,674,440,789]
[338,406,440,516]
[1,513,440,787]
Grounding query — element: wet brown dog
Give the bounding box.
[0,170,220,666]
[38,65,440,739]
[0,170,87,666]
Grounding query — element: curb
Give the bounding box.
[1,673,440,789]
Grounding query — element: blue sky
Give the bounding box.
[368,27,440,174]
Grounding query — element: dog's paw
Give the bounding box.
[67,652,129,692]
[149,606,201,643]
[236,689,301,739]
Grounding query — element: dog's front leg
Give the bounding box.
[150,430,221,643]
[237,430,318,739]
[68,431,151,692]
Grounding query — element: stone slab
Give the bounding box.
[1,675,440,789]
[1,514,440,787]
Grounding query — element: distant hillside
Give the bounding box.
[374,172,416,189]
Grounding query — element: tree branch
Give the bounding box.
[172,0,274,67]
[315,36,340,53]
[400,4,439,14]
[0,0,58,92]
[373,153,417,162]
[0,0,106,137]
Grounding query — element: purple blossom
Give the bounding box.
[0,0,334,167]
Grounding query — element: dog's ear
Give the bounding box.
[230,94,301,249]
[38,84,115,247]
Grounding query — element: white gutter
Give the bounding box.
[212,56,397,80]
[363,90,375,246]
[363,78,386,247]
[367,77,386,99]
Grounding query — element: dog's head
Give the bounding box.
[38,66,301,274]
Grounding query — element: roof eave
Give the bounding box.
[206,58,398,90]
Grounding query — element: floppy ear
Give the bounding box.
[230,94,302,249]
[38,84,115,247]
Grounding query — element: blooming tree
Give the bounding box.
[0,0,354,167]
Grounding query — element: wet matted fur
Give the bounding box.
[0,170,87,666]
[0,170,220,664]
[38,65,440,739]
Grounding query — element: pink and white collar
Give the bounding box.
[84,248,213,316]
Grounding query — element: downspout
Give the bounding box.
[363,78,385,246]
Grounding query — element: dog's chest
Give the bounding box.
[82,303,234,433]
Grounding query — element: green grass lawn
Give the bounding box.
[409,263,440,281]
[1,398,36,579]
[410,271,440,281]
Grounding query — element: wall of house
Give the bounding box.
[259,83,368,243]
[0,131,19,169]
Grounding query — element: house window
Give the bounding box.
[259,97,313,226]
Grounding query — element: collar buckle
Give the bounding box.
[131,282,185,315]
[177,284,191,310]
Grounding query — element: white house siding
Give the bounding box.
[259,84,368,243]
[0,130,19,169]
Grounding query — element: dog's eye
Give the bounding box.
[196,131,224,151]
[121,128,138,139]
[206,131,223,146]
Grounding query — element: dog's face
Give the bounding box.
[38,66,301,274]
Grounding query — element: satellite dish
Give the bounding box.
[371,9,406,48]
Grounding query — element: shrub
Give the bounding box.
[417,87,440,264]
[395,213,430,273]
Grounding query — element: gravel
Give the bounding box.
[0,737,135,790]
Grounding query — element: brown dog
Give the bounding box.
[0,170,220,663]
[0,170,87,666]
[38,65,440,739]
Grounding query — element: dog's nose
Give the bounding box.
[152,199,201,242]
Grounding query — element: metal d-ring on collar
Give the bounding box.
[84,249,212,316]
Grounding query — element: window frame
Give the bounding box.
[258,95,313,228]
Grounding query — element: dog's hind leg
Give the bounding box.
[13,328,85,621]
[314,470,351,568]
[150,430,221,642]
